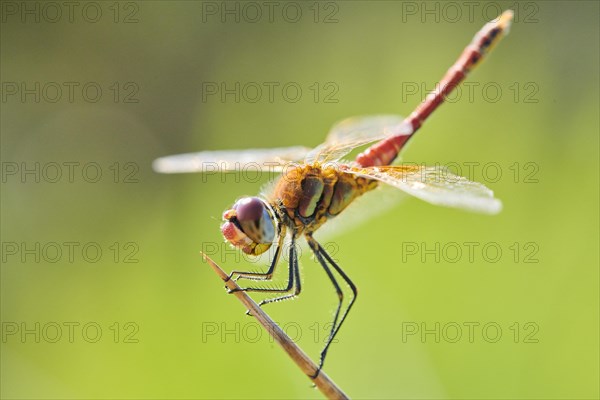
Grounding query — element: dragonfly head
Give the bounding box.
[221,197,276,256]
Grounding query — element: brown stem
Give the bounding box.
[201,252,350,400]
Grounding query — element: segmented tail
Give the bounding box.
[356,10,513,168]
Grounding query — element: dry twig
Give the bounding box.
[201,252,349,400]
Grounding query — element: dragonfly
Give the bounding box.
[154,10,513,376]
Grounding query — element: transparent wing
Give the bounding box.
[346,165,502,214]
[153,146,311,174]
[305,115,412,164]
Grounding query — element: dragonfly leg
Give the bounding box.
[227,226,286,282]
[306,234,357,378]
[257,237,302,307]
[228,234,295,295]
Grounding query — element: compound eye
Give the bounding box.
[221,197,276,256]
[234,197,275,244]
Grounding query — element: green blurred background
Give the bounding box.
[1,1,598,399]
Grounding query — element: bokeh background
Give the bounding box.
[1,1,598,399]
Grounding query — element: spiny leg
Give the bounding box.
[228,232,294,295]
[306,235,346,377]
[227,226,286,282]
[258,236,302,307]
[315,239,358,368]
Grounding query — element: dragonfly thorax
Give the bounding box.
[221,197,276,256]
[271,164,378,233]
